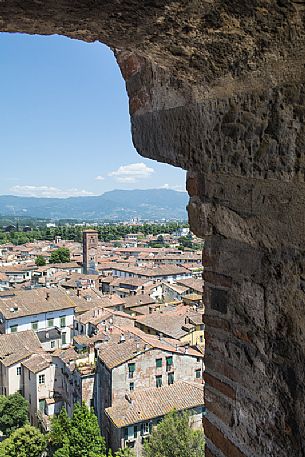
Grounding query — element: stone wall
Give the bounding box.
[1,1,305,455]
[188,171,305,456]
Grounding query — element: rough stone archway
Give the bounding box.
[1,2,305,456]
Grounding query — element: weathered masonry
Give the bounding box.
[1,2,305,456]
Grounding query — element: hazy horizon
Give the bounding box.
[0,187,187,199]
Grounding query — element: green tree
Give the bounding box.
[35,255,46,267]
[49,403,106,457]
[143,410,205,457]
[53,440,70,457]
[50,247,70,264]
[69,403,106,457]
[0,425,46,457]
[0,393,29,436]
[115,449,135,457]
[49,408,70,451]
[178,236,193,249]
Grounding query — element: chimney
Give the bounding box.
[125,393,133,404]
[46,292,50,301]
[119,334,126,344]
[88,343,95,364]
[77,289,80,297]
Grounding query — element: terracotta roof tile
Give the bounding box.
[0,288,75,319]
[105,381,204,427]
[22,352,52,373]
[0,330,43,367]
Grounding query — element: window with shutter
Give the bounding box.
[31,321,38,330]
[168,372,174,385]
[156,358,162,368]
[166,355,173,371]
[156,375,162,388]
[128,363,136,378]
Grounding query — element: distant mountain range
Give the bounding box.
[0,189,189,221]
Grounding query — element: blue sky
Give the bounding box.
[0,33,185,198]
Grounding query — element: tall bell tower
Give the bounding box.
[82,229,98,274]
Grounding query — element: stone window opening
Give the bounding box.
[0,20,207,452]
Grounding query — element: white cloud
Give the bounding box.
[108,162,154,183]
[95,175,105,181]
[160,183,185,192]
[10,185,95,198]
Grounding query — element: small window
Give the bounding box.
[124,427,128,441]
[168,372,174,385]
[47,318,54,327]
[200,336,204,343]
[31,321,38,331]
[195,369,201,379]
[156,358,162,368]
[141,422,150,435]
[61,332,66,345]
[38,374,45,385]
[129,382,135,391]
[10,325,18,333]
[166,356,173,371]
[128,363,136,379]
[60,316,66,328]
[156,375,162,388]
[16,367,21,376]
[133,425,137,438]
[166,355,173,365]
[51,341,55,349]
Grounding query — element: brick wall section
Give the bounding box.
[204,355,243,385]
[204,372,236,401]
[203,418,247,457]
[205,386,233,426]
